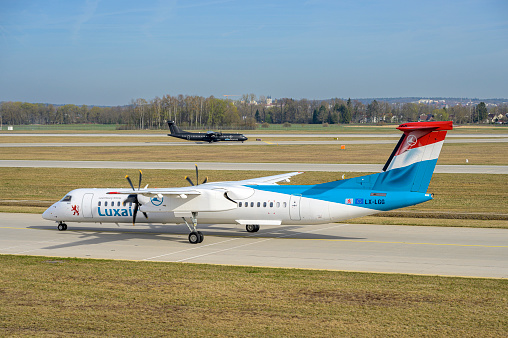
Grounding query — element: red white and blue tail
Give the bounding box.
[373,121,453,193]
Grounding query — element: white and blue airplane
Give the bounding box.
[43,121,453,244]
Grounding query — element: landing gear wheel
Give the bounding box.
[197,231,204,243]
[188,232,200,244]
[57,223,67,231]
[246,224,260,233]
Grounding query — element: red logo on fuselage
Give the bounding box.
[71,205,80,216]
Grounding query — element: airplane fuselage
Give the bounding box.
[169,132,247,143]
[43,182,431,227]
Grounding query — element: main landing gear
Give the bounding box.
[188,231,204,244]
[246,224,260,233]
[57,222,68,231]
[182,212,204,244]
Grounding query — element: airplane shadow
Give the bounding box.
[28,223,365,250]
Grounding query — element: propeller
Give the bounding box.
[124,170,148,225]
[185,164,208,186]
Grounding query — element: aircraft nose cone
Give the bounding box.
[42,204,56,220]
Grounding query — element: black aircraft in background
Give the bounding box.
[167,121,248,143]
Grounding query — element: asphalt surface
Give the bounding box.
[1,160,507,174]
[2,132,508,138]
[1,213,506,278]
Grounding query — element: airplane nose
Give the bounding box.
[42,204,56,220]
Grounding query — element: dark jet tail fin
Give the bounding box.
[167,121,188,135]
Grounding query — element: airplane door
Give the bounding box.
[82,193,94,218]
[289,194,301,221]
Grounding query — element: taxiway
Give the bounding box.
[1,213,506,278]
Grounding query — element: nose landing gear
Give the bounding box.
[57,222,68,231]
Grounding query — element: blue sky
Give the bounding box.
[1,0,507,106]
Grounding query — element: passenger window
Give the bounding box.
[117,201,121,207]
[105,201,108,206]
[61,195,72,202]
[245,202,248,207]
[257,202,260,207]
[263,202,267,207]
[283,202,287,208]
[98,201,101,206]
[239,202,242,207]
[250,202,254,207]
[270,202,273,207]
[276,202,280,208]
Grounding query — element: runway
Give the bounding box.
[1,160,507,174]
[1,213,506,278]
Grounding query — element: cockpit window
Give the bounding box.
[61,195,72,202]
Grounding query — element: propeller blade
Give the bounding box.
[123,194,137,206]
[126,175,135,191]
[132,197,147,225]
[132,201,138,226]
[195,164,199,186]
[185,176,195,186]
[202,176,208,184]
[124,171,147,226]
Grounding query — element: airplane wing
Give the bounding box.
[230,172,304,185]
[108,188,202,198]
[137,189,202,198]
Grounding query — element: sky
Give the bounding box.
[0,0,507,106]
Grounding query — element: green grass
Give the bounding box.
[1,255,506,336]
[0,168,506,210]
[350,216,508,228]
[1,143,507,164]
[1,124,119,131]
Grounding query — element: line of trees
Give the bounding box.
[1,95,506,129]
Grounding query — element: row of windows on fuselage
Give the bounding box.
[238,201,287,208]
[98,201,132,207]
[96,201,284,208]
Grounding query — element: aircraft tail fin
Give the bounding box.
[167,121,188,135]
[373,121,453,193]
